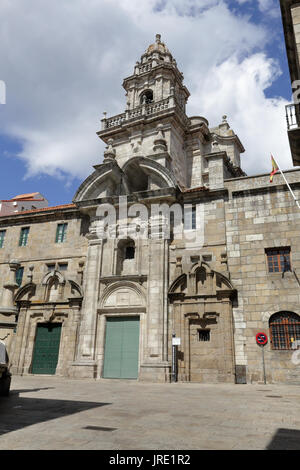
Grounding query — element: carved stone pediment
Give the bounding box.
[169,261,236,301]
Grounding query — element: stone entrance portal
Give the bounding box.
[169,262,236,383]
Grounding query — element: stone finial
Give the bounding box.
[156,34,161,43]
[27,265,34,282]
[174,256,183,277]
[0,260,21,313]
[101,112,107,130]
[211,134,220,151]
[219,115,230,132]
[156,123,164,140]
[153,124,167,153]
[103,138,116,163]
[9,260,20,271]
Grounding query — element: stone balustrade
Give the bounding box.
[103,98,172,130]
[139,63,152,74]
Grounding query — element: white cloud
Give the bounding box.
[235,0,279,17]
[0,0,292,185]
[188,53,291,174]
[257,0,273,12]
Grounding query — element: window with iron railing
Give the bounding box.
[198,329,210,342]
[269,312,300,350]
[265,247,291,273]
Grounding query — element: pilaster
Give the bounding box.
[71,232,103,378]
[139,216,170,382]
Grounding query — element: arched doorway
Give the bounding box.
[98,281,146,380]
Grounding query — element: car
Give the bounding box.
[0,341,11,396]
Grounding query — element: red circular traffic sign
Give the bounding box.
[256,332,268,346]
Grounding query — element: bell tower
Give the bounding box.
[123,34,190,113]
[97,34,194,187]
[97,34,245,189]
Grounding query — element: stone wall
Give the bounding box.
[0,207,88,373]
[225,169,300,384]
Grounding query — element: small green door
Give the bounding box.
[31,323,62,375]
[103,316,140,379]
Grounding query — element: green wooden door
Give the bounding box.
[103,316,140,379]
[31,323,62,374]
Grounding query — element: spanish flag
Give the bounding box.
[270,155,279,183]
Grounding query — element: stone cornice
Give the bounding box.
[0,205,80,225]
[99,274,147,285]
[231,181,300,198]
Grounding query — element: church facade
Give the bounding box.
[1,34,300,384]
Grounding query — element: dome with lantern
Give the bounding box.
[141,34,175,64]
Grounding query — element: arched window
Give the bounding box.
[140,90,153,104]
[116,239,135,275]
[125,244,135,259]
[269,312,300,350]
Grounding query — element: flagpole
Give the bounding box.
[272,155,300,210]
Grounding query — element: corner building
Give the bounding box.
[1,34,300,384]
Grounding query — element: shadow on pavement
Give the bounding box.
[266,428,300,450]
[0,389,110,436]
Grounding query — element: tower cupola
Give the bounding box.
[123,34,190,112]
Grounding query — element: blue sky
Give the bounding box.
[0,0,294,207]
[0,134,78,206]
[227,0,292,100]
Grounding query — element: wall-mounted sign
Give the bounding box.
[172,337,181,346]
[256,332,268,346]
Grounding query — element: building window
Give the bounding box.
[116,238,135,275]
[184,206,196,230]
[198,329,210,342]
[46,263,56,272]
[58,263,68,271]
[19,227,30,246]
[16,267,24,287]
[125,246,135,260]
[140,90,153,104]
[269,312,300,350]
[265,247,291,273]
[55,223,68,243]
[0,230,6,248]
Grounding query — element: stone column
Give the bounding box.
[0,260,20,356]
[0,260,20,313]
[206,151,228,190]
[139,215,170,382]
[190,149,203,188]
[65,298,82,376]
[217,298,236,383]
[10,301,29,374]
[70,231,103,379]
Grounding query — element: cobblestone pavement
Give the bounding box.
[0,375,300,450]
